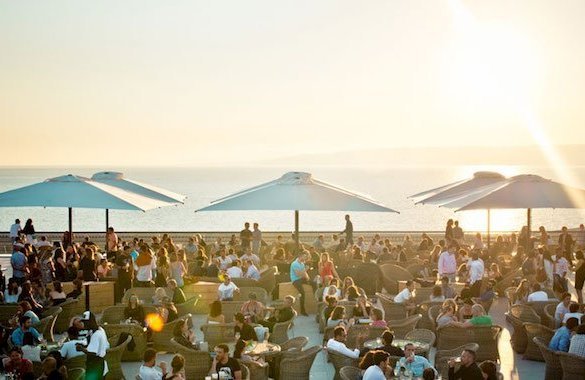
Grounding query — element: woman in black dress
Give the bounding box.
[575,250,585,304]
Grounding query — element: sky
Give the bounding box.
[1,0,585,166]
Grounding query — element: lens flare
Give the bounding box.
[145,313,164,332]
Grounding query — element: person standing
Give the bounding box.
[106,227,119,261]
[340,215,354,246]
[452,221,464,245]
[11,246,28,285]
[252,223,262,257]
[240,222,253,254]
[290,252,314,316]
[445,219,454,243]
[76,311,109,380]
[558,226,574,259]
[22,219,35,245]
[574,250,585,304]
[438,244,458,283]
[468,252,485,298]
[576,224,585,250]
[10,219,22,243]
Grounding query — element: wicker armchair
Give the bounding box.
[380,264,413,294]
[387,314,422,339]
[506,305,541,354]
[413,287,434,305]
[340,366,362,380]
[169,338,212,379]
[495,268,521,295]
[54,299,81,333]
[105,334,131,380]
[238,358,269,380]
[67,368,85,380]
[278,345,321,380]
[0,305,20,325]
[376,293,408,321]
[435,343,480,379]
[221,301,247,323]
[427,305,442,332]
[417,301,442,332]
[281,336,309,352]
[175,296,200,316]
[103,323,148,361]
[557,351,585,380]
[544,303,558,329]
[436,325,502,362]
[527,300,558,327]
[523,322,555,361]
[533,336,562,380]
[328,349,360,380]
[404,329,436,357]
[152,314,192,352]
[269,319,293,344]
[346,325,389,349]
[504,287,517,311]
[121,288,157,304]
[201,323,236,350]
[37,314,57,343]
[234,287,269,304]
[100,305,127,325]
[63,353,86,370]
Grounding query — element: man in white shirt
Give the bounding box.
[240,251,260,267]
[35,236,52,248]
[243,260,261,281]
[218,276,240,301]
[394,280,416,314]
[226,261,243,279]
[527,283,549,302]
[60,327,85,359]
[138,348,167,380]
[9,219,22,243]
[438,245,458,282]
[326,326,360,359]
[467,252,485,297]
[363,350,391,380]
[76,311,109,378]
[218,248,233,271]
[555,293,572,327]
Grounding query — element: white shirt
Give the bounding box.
[135,260,157,282]
[218,282,239,300]
[36,240,52,248]
[468,259,485,284]
[241,253,261,266]
[245,265,261,280]
[60,339,86,359]
[9,223,21,238]
[21,345,41,362]
[226,266,243,279]
[139,364,164,380]
[527,291,549,302]
[363,364,385,380]
[555,303,571,324]
[563,312,584,324]
[326,338,359,359]
[394,288,412,304]
[218,256,233,270]
[87,328,110,375]
[4,288,21,304]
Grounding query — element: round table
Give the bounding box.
[227,341,281,358]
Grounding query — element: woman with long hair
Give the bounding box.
[170,250,187,288]
[207,300,225,324]
[172,319,196,349]
[124,295,146,325]
[135,246,156,287]
[53,248,67,282]
[318,252,339,282]
[155,247,171,287]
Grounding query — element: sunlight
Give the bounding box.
[458,209,520,233]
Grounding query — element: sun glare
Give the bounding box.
[456,165,520,180]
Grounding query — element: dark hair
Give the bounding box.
[330,306,345,321]
[216,344,229,354]
[84,312,99,331]
[173,319,187,337]
[569,303,579,313]
[67,326,79,339]
[333,325,346,339]
[19,315,31,326]
[463,349,477,361]
[234,339,245,359]
[566,317,579,330]
[23,332,35,346]
[371,350,389,366]
[209,301,223,318]
[432,285,443,298]
[53,281,63,293]
[9,347,23,355]
[358,350,374,370]
[576,251,584,260]
[143,348,157,362]
[422,367,437,380]
[532,283,541,292]
[234,313,245,323]
[171,354,185,373]
[381,330,394,345]
[575,324,585,335]
[479,361,498,380]
[19,301,32,312]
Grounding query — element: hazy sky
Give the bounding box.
[2,0,585,166]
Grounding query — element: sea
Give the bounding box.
[1,166,585,234]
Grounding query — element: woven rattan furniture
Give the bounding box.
[527,300,559,328]
[328,349,360,380]
[37,314,58,343]
[175,296,200,316]
[201,322,236,350]
[278,345,321,380]
[387,314,422,339]
[105,334,131,380]
[496,268,521,295]
[523,322,555,361]
[169,338,212,379]
[103,323,148,361]
[54,299,81,333]
[340,366,362,380]
[0,305,20,325]
[427,304,442,332]
[376,293,407,321]
[152,314,192,352]
[380,264,413,294]
[221,301,247,323]
[533,336,562,380]
[345,325,389,349]
[63,354,86,370]
[435,343,480,379]
[544,303,558,329]
[506,305,541,354]
[417,301,442,332]
[269,320,293,344]
[557,351,585,380]
[238,358,269,380]
[436,325,502,362]
[404,329,436,357]
[234,287,269,304]
[67,368,85,380]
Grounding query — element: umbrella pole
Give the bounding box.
[487,209,491,249]
[527,207,532,238]
[294,210,299,251]
[68,208,72,237]
[105,209,109,252]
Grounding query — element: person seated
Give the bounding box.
[218,276,240,301]
[476,280,497,305]
[488,263,503,282]
[139,348,168,380]
[234,312,258,341]
[2,347,34,379]
[19,301,40,326]
[21,332,41,363]
[11,316,42,347]
[394,280,416,314]
[326,325,360,359]
[562,303,584,324]
[234,339,266,368]
[5,278,22,304]
[48,281,67,306]
[322,296,338,323]
[554,293,572,327]
[370,308,387,327]
[327,306,350,328]
[60,326,85,359]
[124,295,146,325]
[353,295,372,319]
[166,279,186,305]
[457,263,469,283]
[226,260,244,279]
[210,344,242,380]
[450,304,491,328]
[448,349,483,380]
[457,299,474,321]
[97,259,111,278]
[165,354,186,380]
[259,295,295,332]
[568,323,585,358]
[440,277,457,300]
[322,278,342,300]
[430,285,445,302]
[479,360,498,380]
[206,258,221,278]
[66,279,84,299]
[396,343,436,378]
[379,330,404,357]
[361,350,392,380]
[207,301,226,324]
[159,297,178,323]
[152,287,167,306]
[436,303,458,328]
[37,356,65,380]
[345,285,361,302]
[240,292,265,323]
[527,283,549,302]
[172,319,198,350]
[243,259,261,281]
[549,317,579,352]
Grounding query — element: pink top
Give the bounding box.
[438,251,457,275]
[371,320,387,327]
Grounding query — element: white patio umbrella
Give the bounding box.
[442,174,585,238]
[91,171,186,231]
[409,172,507,248]
[197,171,398,246]
[0,174,173,234]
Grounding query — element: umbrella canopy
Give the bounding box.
[0,174,172,232]
[197,171,398,245]
[91,171,186,204]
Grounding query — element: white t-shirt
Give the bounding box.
[60,339,86,359]
[527,291,549,302]
[21,345,41,362]
[394,288,412,304]
[87,328,110,375]
[135,260,157,282]
[226,266,243,279]
[563,312,584,324]
[218,257,233,270]
[139,364,164,380]
[363,364,386,380]
[9,223,21,238]
[218,282,239,300]
[326,338,359,359]
[468,259,485,284]
[555,303,570,323]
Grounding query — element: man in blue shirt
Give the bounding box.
[397,343,436,378]
[290,252,314,316]
[10,247,28,285]
[549,317,579,352]
[11,316,42,347]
